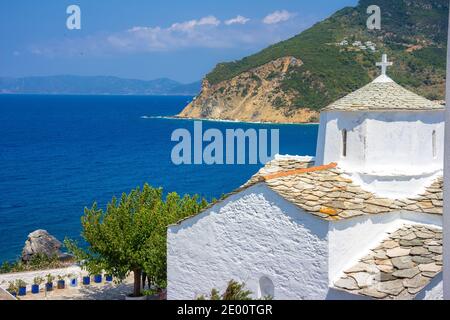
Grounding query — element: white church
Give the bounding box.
[167,55,445,300]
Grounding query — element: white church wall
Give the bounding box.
[315,111,367,167]
[328,211,442,285]
[167,183,329,300]
[315,110,444,175]
[364,111,444,172]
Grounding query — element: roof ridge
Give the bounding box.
[263,162,338,181]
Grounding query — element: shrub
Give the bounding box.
[197,280,255,300]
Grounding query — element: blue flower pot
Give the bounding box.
[105,275,113,282]
[94,275,102,283]
[57,280,65,289]
[31,284,40,294]
[45,283,53,291]
[70,278,78,287]
[82,276,90,285]
[9,291,17,297]
[18,287,27,296]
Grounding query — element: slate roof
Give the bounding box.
[323,78,444,112]
[244,158,443,221]
[172,157,442,227]
[333,224,442,300]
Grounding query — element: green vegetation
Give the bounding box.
[15,279,27,288]
[7,281,17,294]
[205,0,448,111]
[33,276,44,286]
[197,280,273,300]
[46,274,55,284]
[65,184,208,298]
[197,280,254,300]
[0,253,66,274]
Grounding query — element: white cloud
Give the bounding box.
[225,15,250,25]
[170,16,220,32]
[29,13,311,57]
[263,10,296,25]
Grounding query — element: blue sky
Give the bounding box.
[0,0,358,83]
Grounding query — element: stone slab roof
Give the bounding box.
[241,155,315,189]
[172,157,442,227]
[333,224,442,300]
[244,158,443,221]
[323,79,444,112]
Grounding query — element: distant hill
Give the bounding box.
[0,75,201,96]
[179,0,448,123]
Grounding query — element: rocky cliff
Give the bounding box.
[178,57,319,123]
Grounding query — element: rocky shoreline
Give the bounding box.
[1,230,73,275]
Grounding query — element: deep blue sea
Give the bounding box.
[0,95,318,262]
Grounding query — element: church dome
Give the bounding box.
[315,54,444,197]
[324,76,444,112]
[324,54,444,112]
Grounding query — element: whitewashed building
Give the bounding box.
[167,56,445,300]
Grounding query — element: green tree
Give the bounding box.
[65,184,207,297]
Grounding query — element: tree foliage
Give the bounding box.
[65,184,208,297]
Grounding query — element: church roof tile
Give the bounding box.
[333,224,442,300]
[323,79,444,112]
[244,158,443,221]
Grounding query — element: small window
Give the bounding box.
[342,129,347,157]
[259,276,274,299]
[432,130,437,158]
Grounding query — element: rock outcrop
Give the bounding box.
[177,57,319,123]
[21,230,62,262]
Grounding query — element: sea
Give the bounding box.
[0,95,318,262]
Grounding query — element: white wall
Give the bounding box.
[315,111,367,168]
[316,110,444,174]
[167,184,329,300]
[0,265,82,291]
[167,183,444,300]
[365,111,444,171]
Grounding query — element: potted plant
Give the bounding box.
[82,275,91,285]
[94,274,103,283]
[32,277,44,294]
[16,279,27,296]
[105,274,113,282]
[7,281,17,297]
[67,273,78,287]
[57,275,66,289]
[45,274,55,292]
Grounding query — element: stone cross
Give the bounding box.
[376,54,393,76]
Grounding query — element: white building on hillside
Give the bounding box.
[167,55,445,300]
